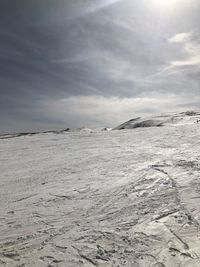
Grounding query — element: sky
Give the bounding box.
[1,0,200,133]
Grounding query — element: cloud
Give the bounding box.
[169,32,192,43]
[1,1,200,133]
[168,32,200,67]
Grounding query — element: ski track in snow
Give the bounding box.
[1,123,200,266]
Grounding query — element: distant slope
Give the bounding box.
[113,111,200,130]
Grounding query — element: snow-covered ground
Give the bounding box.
[1,113,200,266]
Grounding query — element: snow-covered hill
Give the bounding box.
[1,112,200,266]
[113,111,200,130]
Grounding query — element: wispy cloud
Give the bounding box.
[169,32,200,67]
[150,31,200,79]
[169,32,192,43]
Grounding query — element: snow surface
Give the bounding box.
[1,112,200,266]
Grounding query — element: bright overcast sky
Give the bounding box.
[1,0,200,133]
